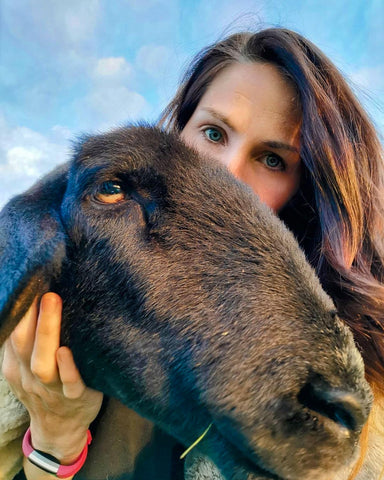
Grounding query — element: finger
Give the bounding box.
[9,297,39,362]
[30,292,62,384]
[57,346,86,399]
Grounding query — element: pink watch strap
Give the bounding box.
[22,427,92,478]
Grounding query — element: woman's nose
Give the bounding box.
[226,152,247,181]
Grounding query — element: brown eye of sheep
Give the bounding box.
[95,181,125,204]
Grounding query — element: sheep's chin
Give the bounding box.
[211,426,349,480]
[205,426,283,480]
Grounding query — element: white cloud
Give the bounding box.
[76,55,154,129]
[82,86,150,129]
[51,125,73,142]
[133,44,185,116]
[0,1,103,142]
[136,45,173,79]
[0,115,71,208]
[93,57,134,82]
[3,0,101,53]
[7,147,42,176]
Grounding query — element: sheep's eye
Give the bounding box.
[95,181,125,204]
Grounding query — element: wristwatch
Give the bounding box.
[22,427,92,478]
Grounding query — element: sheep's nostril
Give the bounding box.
[297,381,367,432]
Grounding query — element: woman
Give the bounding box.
[3,28,384,480]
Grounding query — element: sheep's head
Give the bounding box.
[0,126,372,480]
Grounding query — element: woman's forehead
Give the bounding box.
[205,62,298,110]
[196,62,301,140]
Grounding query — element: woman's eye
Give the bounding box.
[263,154,285,170]
[203,127,223,143]
[95,181,125,204]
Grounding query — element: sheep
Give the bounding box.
[0,125,373,480]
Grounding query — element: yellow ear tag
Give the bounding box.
[180,423,213,459]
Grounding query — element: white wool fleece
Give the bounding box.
[0,345,29,480]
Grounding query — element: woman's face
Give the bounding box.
[181,62,302,212]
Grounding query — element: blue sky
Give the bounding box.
[0,0,383,207]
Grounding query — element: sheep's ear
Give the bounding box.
[0,163,69,345]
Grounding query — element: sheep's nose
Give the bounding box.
[297,380,369,432]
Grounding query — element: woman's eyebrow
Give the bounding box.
[201,107,237,131]
[201,108,299,154]
[262,141,299,154]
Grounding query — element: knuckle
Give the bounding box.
[9,329,25,352]
[20,377,35,395]
[30,362,52,384]
[1,360,18,384]
[64,384,85,400]
[2,343,19,383]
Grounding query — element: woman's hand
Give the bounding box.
[2,292,103,464]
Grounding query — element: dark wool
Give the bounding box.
[0,125,372,480]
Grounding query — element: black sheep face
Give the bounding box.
[0,126,372,480]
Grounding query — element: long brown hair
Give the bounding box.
[159,28,384,392]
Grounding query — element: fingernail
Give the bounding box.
[41,292,60,312]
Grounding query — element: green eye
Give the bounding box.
[95,181,125,204]
[204,127,223,143]
[265,154,284,170]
